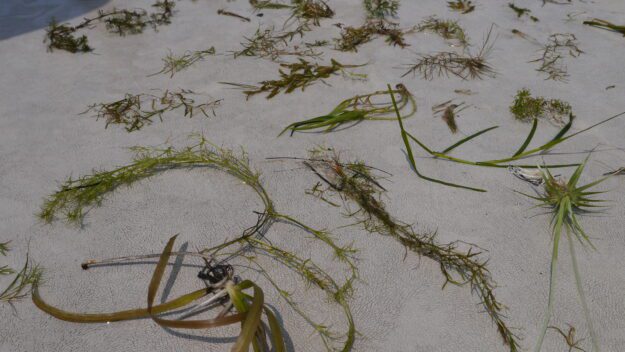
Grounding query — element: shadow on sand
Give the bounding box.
[0,0,110,40]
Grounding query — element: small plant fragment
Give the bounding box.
[217,9,251,22]
[151,47,215,78]
[508,166,545,186]
[432,100,468,133]
[510,89,572,126]
[448,0,475,14]
[516,157,604,352]
[583,19,625,37]
[531,33,582,81]
[417,16,469,47]
[45,0,175,53]
[37,137,357,351]
[454,89,475,95]
[1,245,42,305]
[334,20,416,51]
[284,149,520,351]
[249,0,334,26]
[82,90,221,132]
[391,84,625,191]
[233,24,320,61]
[401,26,496,80]
[508,3,538,22]
[548,324,587,352]
[279,84,416,136]
[221,58,367,99]
[363,0,399,19]
[34,235,285,352]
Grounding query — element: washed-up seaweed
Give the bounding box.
[531,33,582,81]
[277,149,520,351]
[233,24,321,61]
[334,20,416,51]
[417,16,469,47]
[150,47,216,78]
[510,89,572,125]
[82,89,220,132]
[401,25,495,80]
[0,242,42,305]
[391,84,624,192]
[432,100,468,133]
[36,137,357,351]
[363,0,400,19]
[279,84,416,136]
[45,0,175,53]
[221,59,367,99]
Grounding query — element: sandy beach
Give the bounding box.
[1,0,624,351]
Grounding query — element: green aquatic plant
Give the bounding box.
[151,47,216,78]
[282,149,520,351]
[509,3,538,22]
[402,25,494,80]
[44,19,92,53]
[334,20,415,51]
[44,0,175,53]
[279,84,416,136]
[36,137,357,351]
[82,89,220,132]
[221,58,367,99]
[417,16,469,47]
[1,244,42,305]
[531,33,582,81]
[34,235,286,352]
[249,0,333,25]
[510,89,572,125]
[363,0,399,19]
[391,84,625,191]
[233,24,320,61]
[583,19,625,37]
[516,157,604,352]
[448,0,475,14]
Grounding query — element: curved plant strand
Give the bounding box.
[36,137,357,351]
[280,84,416,136]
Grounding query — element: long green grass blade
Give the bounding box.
[513,118,538,157]
[442,126,499,154]
[390,84,486,192]
[566,230,600,352]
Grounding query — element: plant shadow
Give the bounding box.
[0,0,110,40]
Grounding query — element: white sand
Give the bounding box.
[1,0,625,351]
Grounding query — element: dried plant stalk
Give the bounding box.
[82,89,221,132]
[233,24,320,61]
[531,33,582,81]
[151,47,216,78]
[221,58,367,99]
[217,9,251,22]
[36,137,357,351]
[402,26,496,80]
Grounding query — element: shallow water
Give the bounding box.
[0,0,108,40]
